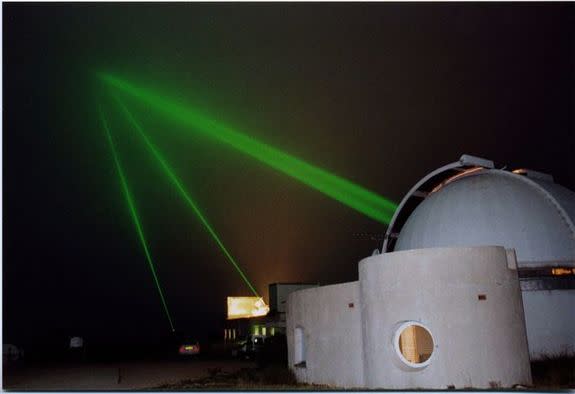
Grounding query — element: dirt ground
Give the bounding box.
[4,358,573,390]
[3,359,256,390]
[155,365,323,390]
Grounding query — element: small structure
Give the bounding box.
[69,336,84,349]
[68,336,85,361]
[3,344,24,363]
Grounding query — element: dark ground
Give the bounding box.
[154,365,320,390]
[4,356,574,390]
[3,357,257,391]
[2,335,573,390]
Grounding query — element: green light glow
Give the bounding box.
[101,109,176,331]
[113,98,260,297]
[99,74,398,223]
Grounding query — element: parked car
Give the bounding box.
[233,335,265,360]
[178,339,200,357]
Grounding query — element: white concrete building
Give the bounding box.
[287,155,574,389]
[288,246,532,389]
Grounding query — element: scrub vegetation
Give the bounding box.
[531,354,575,388]
[154,366,330,390]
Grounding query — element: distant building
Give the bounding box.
[224,283,317,342]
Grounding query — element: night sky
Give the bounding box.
[4,3,574,349]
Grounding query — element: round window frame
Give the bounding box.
[393,321,435,369]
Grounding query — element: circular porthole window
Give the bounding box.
[393,321,434,369]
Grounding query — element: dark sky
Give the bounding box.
[4,3,574,347]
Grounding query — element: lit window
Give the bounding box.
[394,322,434,368]
[552,267,574,276]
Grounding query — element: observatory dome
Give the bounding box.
[394,169,575,266]
[382,155,575,359]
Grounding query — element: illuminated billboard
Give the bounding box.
[227,297,270,320]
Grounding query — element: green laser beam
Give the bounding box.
[112,97,260,297]
[101,108,176,331]
[98,73,398,224]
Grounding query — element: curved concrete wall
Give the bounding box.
[286,281,364,388]
[359,246,531,389]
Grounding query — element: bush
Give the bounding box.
[531,353,575,388]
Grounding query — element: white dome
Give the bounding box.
[394,170,575,267]
[385,157,575,360]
